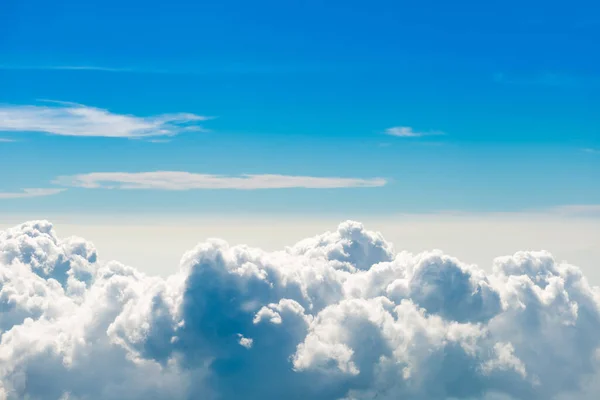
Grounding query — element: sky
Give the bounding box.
[2,1,600,399]
[0,0,599,217]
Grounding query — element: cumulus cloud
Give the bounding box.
[53,171,387,190]
[0,102,210,138]
[384,126,444,138]
[0,188,65,199]
[1,220,600,400]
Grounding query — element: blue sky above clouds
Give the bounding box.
[1,0,599,215]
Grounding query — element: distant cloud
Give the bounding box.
[0,138,16,142]
[0,64,136,73]
[384,126,444,138]
[0,63,330,75]
[0,102,211,138]
[493,72,599,89]
[583,148,600,154]
[147,139,172,143]
[0,188,64,199]
[53,171,387,190]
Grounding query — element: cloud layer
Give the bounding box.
[53,171,387,190]
[1,220,600,399]
[0,102,209,138]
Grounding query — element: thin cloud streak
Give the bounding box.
[0,188,65,199]
[0,63,332,75]
[0,64,139,73]
[0,102,211,138]
[53,171,387,190]
[384,126,445,138]
[583,148,600,154]
[493,72,600,89]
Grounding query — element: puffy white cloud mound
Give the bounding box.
[1,220,599,400]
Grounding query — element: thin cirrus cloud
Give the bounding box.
[583,148,600,154]
[52,171,388,190]
[384,126,445,138]
[493,72,600,89]
[0,63,332,75]
[0,101,211,138]
[0,188,65,199]
[0,64,136,73]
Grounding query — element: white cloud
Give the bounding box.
[384,126,444,137]
[2,220,600,399]
[0,138,16,143]
[237,334,254,349]
[53,171,387,190]
[0,188,64,199]
[0,102,210,138]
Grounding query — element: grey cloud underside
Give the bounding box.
[1,221,600,400]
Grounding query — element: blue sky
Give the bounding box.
[0,0,599,215]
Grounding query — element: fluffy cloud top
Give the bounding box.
[0,102,209,138]
[1,220,599,399]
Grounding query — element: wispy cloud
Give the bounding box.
[147,139,172,144]
[0,65,135,73]
[384,126,445,138]
[583,148,600,154]
[493,72,599,89]
[0,63,330,75]
[53,171,387,190]
[0,138,16,142]
[0,188,65,199]
[0,102,211,138]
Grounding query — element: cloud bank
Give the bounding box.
[1,220,600,400]
[53,171,387,190]
[0,102,209,138]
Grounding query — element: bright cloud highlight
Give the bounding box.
[53,171,387,190]
[0,102,210,138]
[1,220,600,399]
